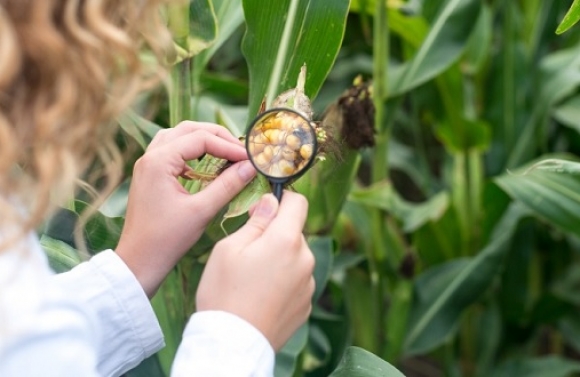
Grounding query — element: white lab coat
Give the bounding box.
[0,233,274,376]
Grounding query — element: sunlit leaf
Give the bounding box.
[329,346,405,377]
[496,156,580,238]
[223,174,270,219]
[242,0,350,117]
[556,0,580,35]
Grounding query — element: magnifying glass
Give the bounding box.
[246,108,318,202]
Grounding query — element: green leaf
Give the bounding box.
[40,235,82,273]
[73,201,124,253]
[404,203,528,354]
[125,355,165,377]
[295,149,362,234]
[329,347,405,377]
[304,324,332,371]
[195,96,249,136]
[554,95,580,135]
[412,205,463,265]
[491,356,580,377]
[309,236,335,302]
[474,301,502,377]
[343,268,378,351]
[275,324,309,377]
[197,0,245,67]
[507,46,580,168]
[117,110,162,150]
[556,0,580,35]
[435,118,491,152]
[559,315,580,353]
[349,181,449,233]
[496,157,580,239]
[189,0,218,56]
[389,0,481,96]
[242,0,351,117]
[222,174,270,220]
[151,270,188,375]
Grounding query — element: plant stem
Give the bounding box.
[452,151,470,255]
[369,0,393,359]
[503,1,516,153]
[170,58,193,126]
[468,148,483,249]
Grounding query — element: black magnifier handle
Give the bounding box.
[272,181,284,202]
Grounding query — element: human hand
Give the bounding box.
[196,191,315,351]
[116,122,257,298]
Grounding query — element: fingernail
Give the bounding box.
[237,160,257,182]
[254,194,277,217]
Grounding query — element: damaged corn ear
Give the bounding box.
[247,109,316,178]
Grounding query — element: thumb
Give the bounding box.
[221,194,279,249]
[193,160,257,220]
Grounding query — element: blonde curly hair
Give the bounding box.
[0,0,173,250]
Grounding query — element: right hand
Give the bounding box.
[195,191,315,351]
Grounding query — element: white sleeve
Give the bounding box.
[171,311,275,377]
[54,250,165,376]
[0,234,103,377]
[0,233,273,377]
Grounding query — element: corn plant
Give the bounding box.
[42,0,580,376]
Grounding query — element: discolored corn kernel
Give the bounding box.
[300,144,313,160]
[263,128,280,144]
[278,159,296,175]
[253,152,269,168]
[263,145,274,159]
[285,134,302,150]
[281,146,297,161]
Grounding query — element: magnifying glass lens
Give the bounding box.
[247,109,316,179]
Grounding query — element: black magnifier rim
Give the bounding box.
[245,107,318,182]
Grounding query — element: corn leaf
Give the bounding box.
[389,0,480,96]
[242,0,351,117]
[556,0,580,35]
[496,156,580,239]
[404,203,528,354]
[168,0,218,60]
[349,180,449,233]
[275,324,309,377]
[328,346,405,377]
[491,356,580,377]
[40,235,82,273]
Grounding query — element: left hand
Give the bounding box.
[116,121,256,298]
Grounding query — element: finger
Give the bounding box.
[264,191,308,237]
[149,122,241,150]
[217,194,279,249]
[192,160,257,219]
[153,130,247,176]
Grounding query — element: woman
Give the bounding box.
[0,1,315,376]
